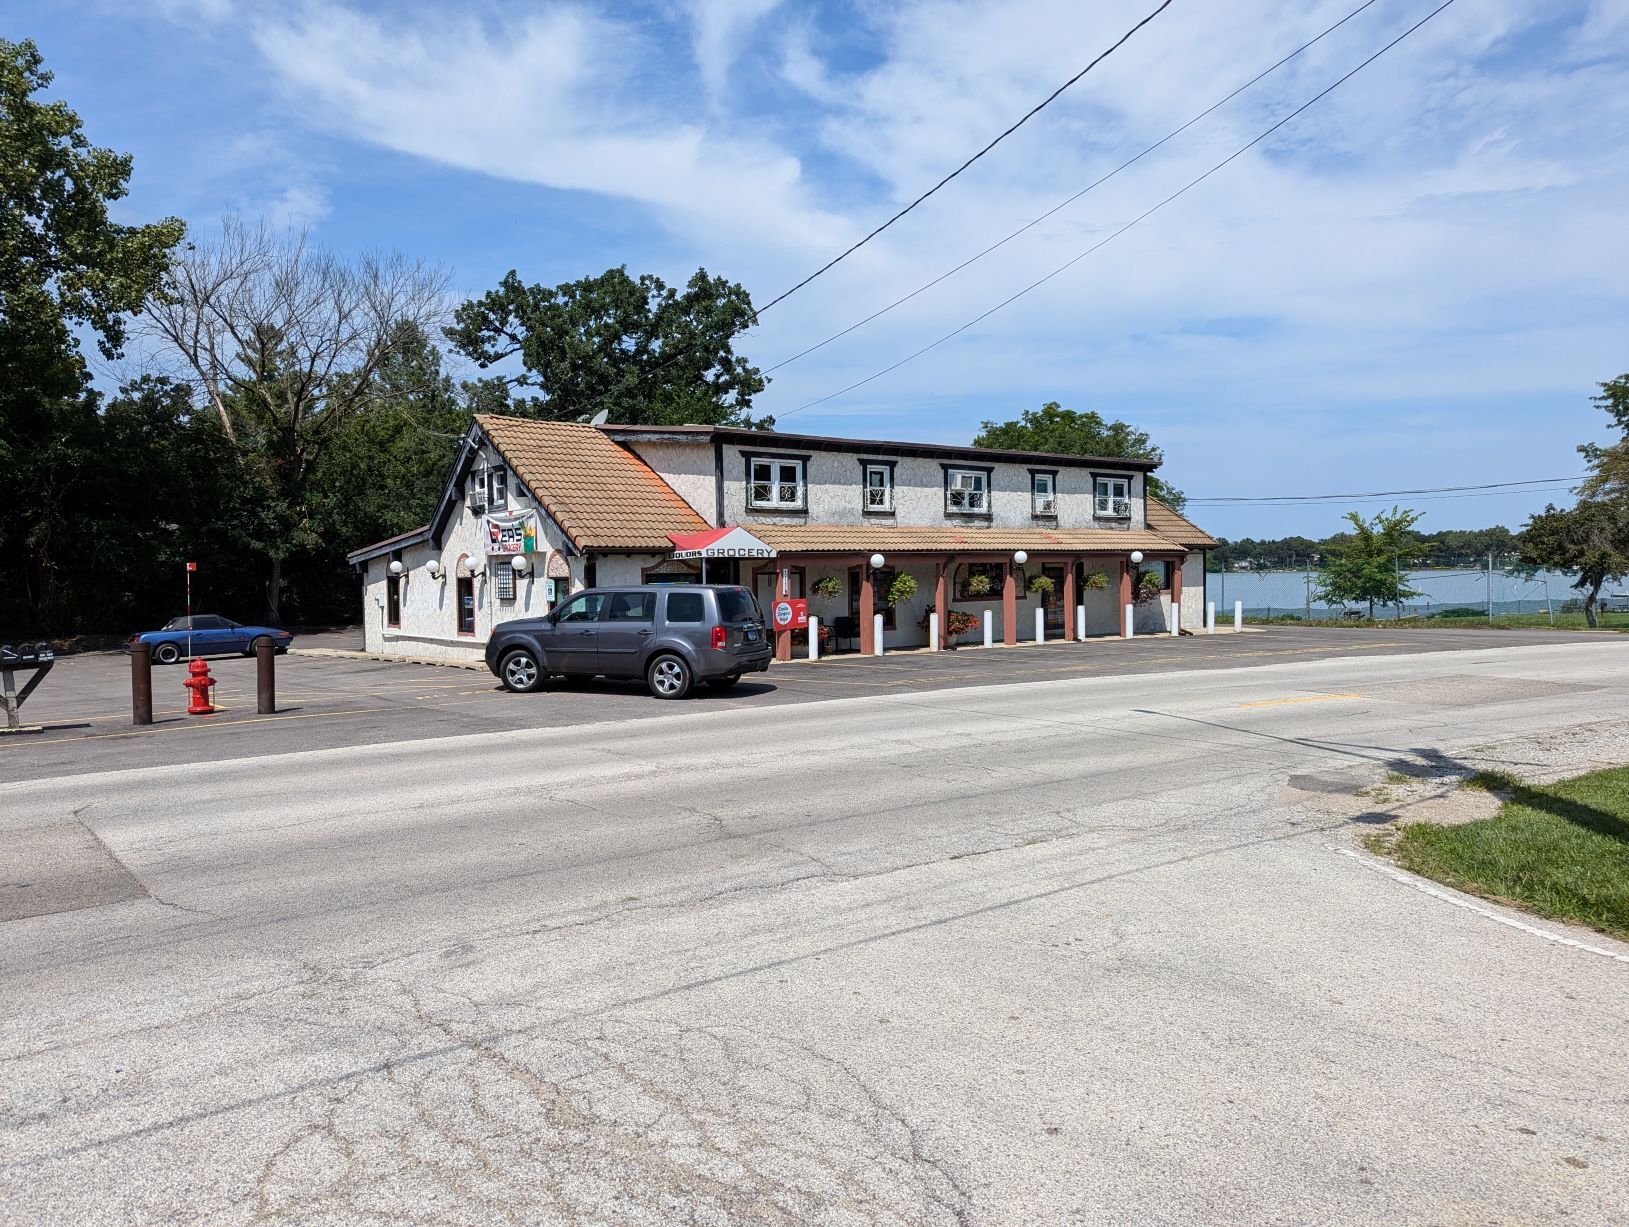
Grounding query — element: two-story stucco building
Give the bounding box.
[346,413,1218,663]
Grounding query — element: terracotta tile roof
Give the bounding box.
[1145,498,1219,549]
[475,414,709,550]
[749,523,1188,555]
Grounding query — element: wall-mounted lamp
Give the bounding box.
[425,557,442,579]
[464,557,483,577]
[869,553,886,570]
[1130,550,1145,565]
[510,555,531,575]
[1012,550,1028,566]
[388,559,404,575]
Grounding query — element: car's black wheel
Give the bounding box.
[708,673,743,690]
[647,654,692,700]
[153,642,181,665]
[248,635,274,656]
[499,648,546,694]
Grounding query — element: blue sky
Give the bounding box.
[18,0,1629,537]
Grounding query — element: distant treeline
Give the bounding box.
[1207,526,1519,572]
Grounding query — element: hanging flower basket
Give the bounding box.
[885,572,919,608]
[809,575,842,600]
[1083,571,1109,591]
[964,572,992,597]
[1027,574,1055,597]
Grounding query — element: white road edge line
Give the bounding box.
[1333,847,1629,965]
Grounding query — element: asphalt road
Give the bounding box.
[3,637,1628,1224]
[1,624,1617,782]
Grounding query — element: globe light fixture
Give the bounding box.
[869,553,886,570]
[388,560,404,575]
[1013,550,1028,565]
[510,555,530,575]
[1130,551,1145,565]
[425,557,442,578]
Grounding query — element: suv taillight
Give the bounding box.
[710,625,727,650]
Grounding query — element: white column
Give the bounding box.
[1125,604,1135,638]
[1171,605,1180,637]
[1234,599,1243,630]
[873,613,885,656]
[983,609,994,648]
[808,616,820,661]
[929,612,940,652]
[1075,605,1085,640]
[1035,606,1045,644]
[1206,601,1216,634]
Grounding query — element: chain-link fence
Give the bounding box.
[1210,567,1629,624]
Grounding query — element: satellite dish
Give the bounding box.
[590,409,610,426]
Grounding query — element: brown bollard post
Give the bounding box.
[131,642,153,725]
[255,638,276,714]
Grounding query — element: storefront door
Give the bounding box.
[1042,564,1066,636]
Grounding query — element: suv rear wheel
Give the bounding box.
[647,654,692,700]
[499,647,546,693]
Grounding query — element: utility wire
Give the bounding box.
[1186,476,1584,505]
[776,0,1460,421]
[473,4,1171,427]
[763,0,1383,375]
[755,0,1175,316]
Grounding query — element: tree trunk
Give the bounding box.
[266,556,283,626]
[1584,577,1602,629]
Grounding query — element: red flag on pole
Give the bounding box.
[186,561,197,572]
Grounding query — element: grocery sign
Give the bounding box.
[668,525,776,560]
[485,510,538,555]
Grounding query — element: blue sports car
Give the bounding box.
[127,615,293,665]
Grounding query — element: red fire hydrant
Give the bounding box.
[183,658,217,715]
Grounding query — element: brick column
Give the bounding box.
[1170,555,1184,634]
[1002,562,1018,646]
[773,565,792,660]
[1063,559,1077,642]
[934,559,948,650]
[1119,557,1133,638]
[859,563,875,655]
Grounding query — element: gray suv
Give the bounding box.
[486,584,771,699]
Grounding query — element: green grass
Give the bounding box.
[1389,766,1629,941]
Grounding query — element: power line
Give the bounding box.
[763,0,1384,375]
[776,0,1460,421]
[1186,476,1584,505]
[755,0,1175,315]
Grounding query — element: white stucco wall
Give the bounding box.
[716,444,1147,532]
[623,439,718,525]
[359,438,585,662]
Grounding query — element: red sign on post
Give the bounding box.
[186,562,197,572]
[772,598,808,631]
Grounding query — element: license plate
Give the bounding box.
[745,628,759,642]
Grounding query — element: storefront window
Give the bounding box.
[457,576,476,634]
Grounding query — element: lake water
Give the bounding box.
[1204,566,1605,620]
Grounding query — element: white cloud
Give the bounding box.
[244,2,849,252]
[686,0,784,110]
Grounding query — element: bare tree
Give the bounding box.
[146,217,451,621]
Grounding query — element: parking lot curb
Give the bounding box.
[291,648,488,671]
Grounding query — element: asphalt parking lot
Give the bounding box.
[2,624,1622,782]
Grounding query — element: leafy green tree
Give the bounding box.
[972,401,1185,509]
[1312,506,1427,618]
[1518,500,1629,628]
[1580,372,1629,502]
[444,266,768,427]
[0,38,185,633]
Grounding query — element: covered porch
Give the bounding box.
[743,525,1194,660]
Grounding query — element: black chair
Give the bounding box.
[831,616,859,652]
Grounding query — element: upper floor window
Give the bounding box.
[1031,472,1057,517]
[749,457,806,510]
[1095,476,1131,519]
[470,463,507,510]
[945,468,989,515]
[864,463,893,513]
